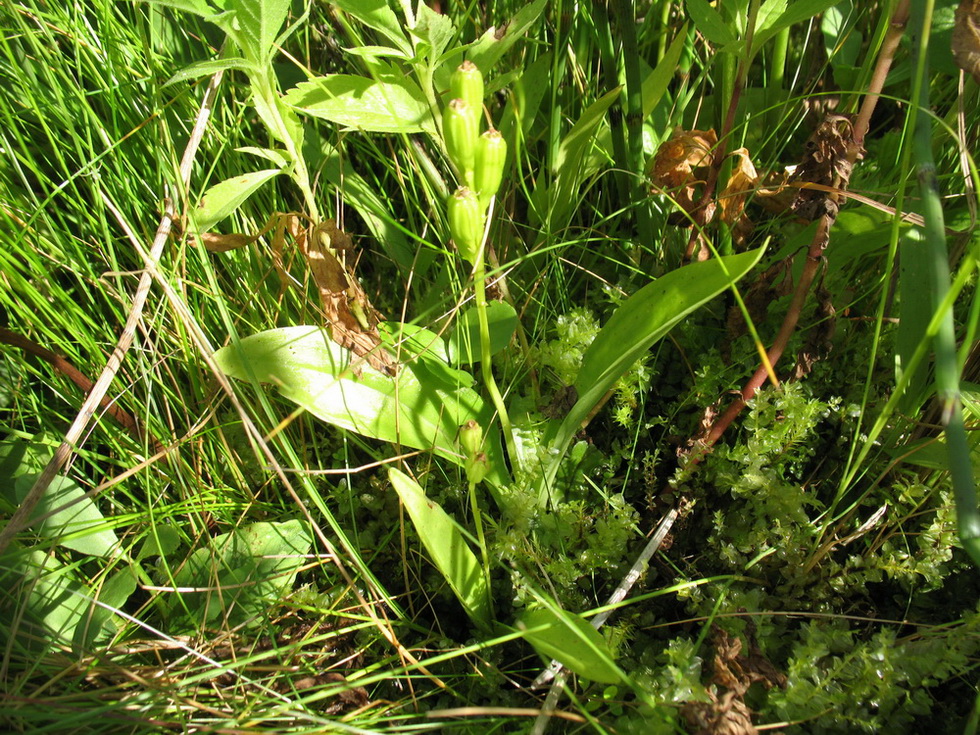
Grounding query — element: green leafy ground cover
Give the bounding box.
[1,0,979,732]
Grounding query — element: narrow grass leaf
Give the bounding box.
[388,468,491,630]
[518,606,622,684]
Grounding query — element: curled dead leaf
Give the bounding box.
[648,128,718,213]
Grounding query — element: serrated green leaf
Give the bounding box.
[227,0,290,62]
[191,169,281,231]
[388,468,491,630]
[283,75,434,133]
[519,605,622,684]
[213,326,509,489]
[169,520,312,625]
[447,301,518,365]
[163,56,252,87]
[467,0,548,73]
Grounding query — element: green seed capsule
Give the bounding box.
[474,128,507,209]
[443,98,479,186]
[447,187,484,263]
[450,61,484,118]
[459,419,483,458]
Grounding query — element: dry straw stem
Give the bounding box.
[0,68,226,557]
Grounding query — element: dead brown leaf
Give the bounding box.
[953,0,980,83]
[718,148,760,244]
[648,128,718,215]
[298,218,397,376]
[680,624,787,735]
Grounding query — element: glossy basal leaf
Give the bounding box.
[0,549,91,654]
[575,247,766,405]
[283,75,434,133]
[168,520,312,625]
[213,326,509,488]
[191,169,281,231]
[388,468,491,630]
[74,566,138,651]
[518,605,622,684]
[447,301,518,365]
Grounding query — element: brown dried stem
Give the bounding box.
[697,0,911,451]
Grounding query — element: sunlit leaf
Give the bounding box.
[213,326,509,489]
[518,605,622,684]
[388,468,491,630]
[191,169,282,231]
[448,301,518,365]
[284,75,434,133]
[168,520,312,625]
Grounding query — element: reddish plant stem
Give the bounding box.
[698,0,911,450]
[0,327,160,451]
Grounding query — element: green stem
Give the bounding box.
[467,478,493,615]
[474,204,517,466]
[909,0,980,567]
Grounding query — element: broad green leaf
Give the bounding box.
[168,520,312,625]
[284,75,434,134]
[554,86,621,175]
[0,439,118,557]
[227,0,291,62]
[447,301,518,365]
[213,326,509,489]
[74,566,138,651]
[467,0,548,73]
[686,0,737,47]
[191,169,282,231]
[897,227,932,410]
[331,0,413,57]
[0,549,91,654]
[388,468,491,630]
[518,605,622,684]
[537,248,765,504]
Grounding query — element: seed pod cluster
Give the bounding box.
[443,61,507,264]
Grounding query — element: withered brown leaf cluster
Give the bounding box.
[680,625,788,735]
[178,213,397,376]
[648,115,858,248]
